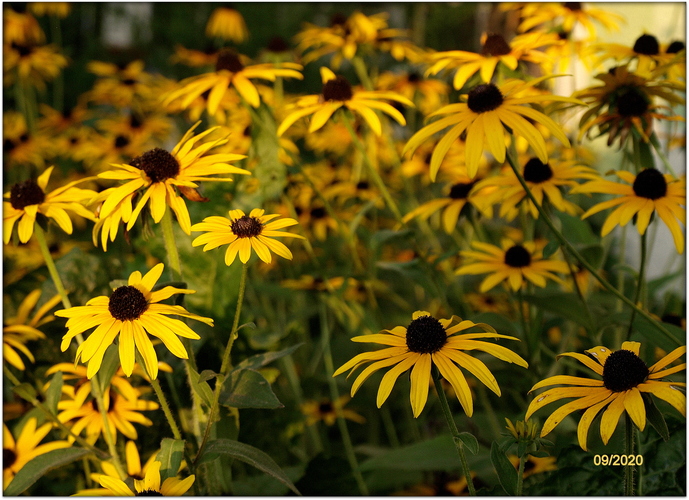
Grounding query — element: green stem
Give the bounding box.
[90,374,127,479]
[626,233,647,339]
[516,455,526,496]
[504,149,679,347]
[160,208,183,281]
[649,132,677,177]
[320,301,369,495]
[281,355,323,454]
[35,225,72,309]
[342,113,403,222]
[432,371,476,496]
[142,355,183,441]
[3,365,109,460]
[194,262,248,464]
[624,413,636,496]
[379,404,401,448]
[352,56,374,90]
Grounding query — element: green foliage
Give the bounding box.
[156,438,185,483]
[490,441,518,495]
[4,448,92,496]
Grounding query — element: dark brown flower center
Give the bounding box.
[11,42,32,57]
[90,391,117,412]
[602,349,649,392]
[467,83,504,113]
[3,448,17,470]
[310,207,327,219]
[632,168,667,200]
[408,72,422,83]
[230,215,263,238]
[215,49,244,73]
[318,402,333,413]
[322,75,353,102]
[330,12,347,27]
[136,490,164,496]
[449,182,474,199]
[615,86,650,117]
[481,33,512,57]
[122,78,137,86]
[666,41,685,54]
[564,2,582,11]
[633,34,660,56]
[130,114,143,129]
[356,181,370,191]
[130,148,180,183]
[523,157,554,183]
[10,178,45,210]
[406,315,447,354]
[114,135,130,149]
[267,36,289,53]
[504,245,532,268]
[108,286,149,321]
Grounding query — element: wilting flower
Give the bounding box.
[334,310,527,417]
[55,263,213,379]
[192,208,304,266]
[572,168,686,253]
[205,6,248,43]
[526,342,685,450]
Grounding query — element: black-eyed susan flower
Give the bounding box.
[97,461,195,496]
[512,2,623,38]
[425,32,561,91]
[55,263,213,379]
[3,418,70,489]
[3,166,97,244]
[3,5,44,45]
[85,60,169,109]
[334,310,528,417]
[4,289,61,370]
[191,208,304,266]
[162,48,302,112]
[3,111,54,169]
[96,122,248,236]
[576,65,685,147]
[57,383,159,444]
[206,6,248,43]
[3,41,68,90]
[474,156,598,221]
[28,2,71,18]
[376,70,449,115]
[404,77,583,180]
[456,239,570,292]
[278,67,412,137]
[526,342,686,450]
[592,33,681,76]
[301,395,366,426]
[572,169,686,253]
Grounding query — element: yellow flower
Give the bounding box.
[4,111,55,169]
[192,208,304,266]
[334,311,527,418]
[97,461,195,496]
[404,77,583,180]
[301,395,366,426]
[3,418,70,489]
[57,382,159,444]
[3,166,97,244]
[426,31,562,90]
[526,342,685,450]
[278,67,412,137]
[206,6,248,43]
[456,238,570,292]
[3,42,68,90]
[28,2,71,18]
[572,169,686,254]
[55,263,214,379]
[96,122,248,236]
[4,289,61,370]
[513,2,624,38]
[3,6,44,45]
[84,60,169,109]
[162,48,302,112]
[592,33,680,76]
[376,70,449,115]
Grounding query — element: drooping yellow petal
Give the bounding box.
[409,353,432,418]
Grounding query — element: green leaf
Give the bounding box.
[187,367,214,408]
[522,292,592,330]
[12,383,37,402]
[196,439,300,495]
[219,369,283,409]
[646,270,683,296]
[637,139,655,170]
[4,447,91,496]
[642,392,669,441]
[198,370,219,383]
[360,435,461,471]
[456,432,479,455]
[542,240,560,259]
[44,371,63,416]
[155,438,185,483]
[577,244,605,269]
[234,343,303,372]
[528,450,550,458]
[557,213,598,245]
[96,344,120,393]
[490,441,518,496]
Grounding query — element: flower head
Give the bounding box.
[96,122,248,237]
[97,461,194,496]
[3,166,97,244]
[404,77,583,180]
[192,208,304,266]
[301,395,366,426]
[526,342,685,450]
[334,311,527,417]
[55,263,213,379]
[572,169,686,253]
[206,6,248,43]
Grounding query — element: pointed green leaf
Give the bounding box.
[196,439,300,495]
[12,383,37,402]
[156,438,185,483]
[219,369,283,409]
[522,292,592,330]
[642,392,670,441]
[456,432,479,455]
[4,447,91,496]
[96,344,120,394]
[359,435,460,471]
[44,371,63,416]
[188,367,214,407]
[542,240,560,259]
[491,441,518,496]
[234,343,303,372]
